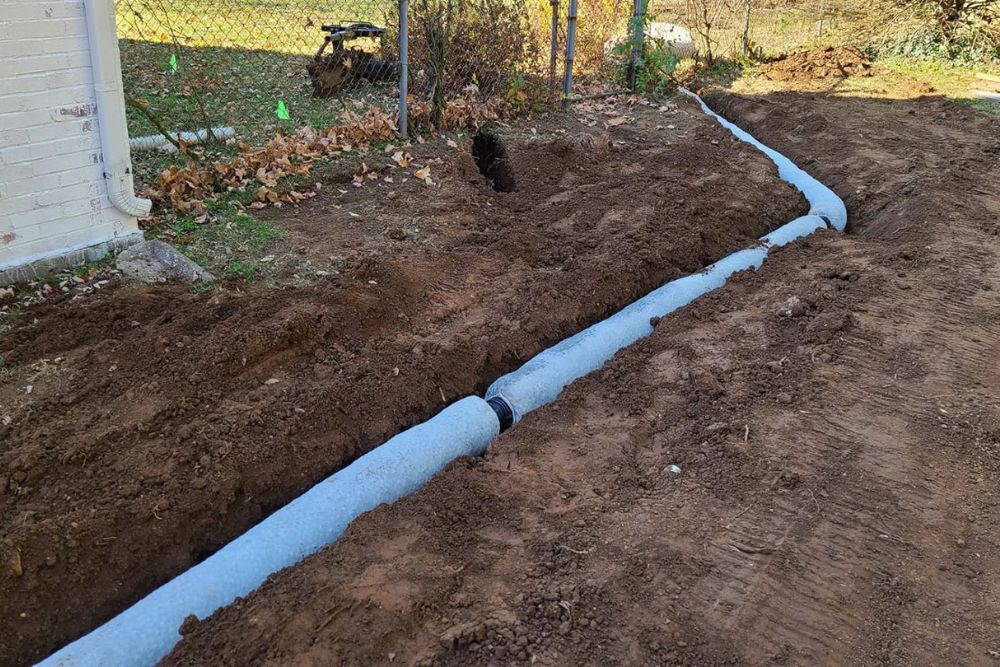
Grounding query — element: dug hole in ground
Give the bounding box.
[2,97,807,665]
[162,66,1000,664]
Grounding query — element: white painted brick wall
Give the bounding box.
[0,0,140,273]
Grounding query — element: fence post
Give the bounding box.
[561,0,577,110]
[398,0,409,138]
[741,0,752,56]
[549,0,560,92]
[628,0,645,92]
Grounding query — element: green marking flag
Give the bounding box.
[169,53,178,73]
[276,100,290,120]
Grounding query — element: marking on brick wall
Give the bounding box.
[59,104,96,118]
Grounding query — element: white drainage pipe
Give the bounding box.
[485,89,846,422]
[40,398,499,667]
[679,88,847,231]
[83,0,152,218]
[37,91,845,667]
[129,127,236,153]
[486,215,829,421]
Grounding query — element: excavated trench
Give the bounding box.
[40,90,850,665]
[160,84,1000,667]
[3,100,812,666]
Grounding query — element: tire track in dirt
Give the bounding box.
[163,89,1000,665]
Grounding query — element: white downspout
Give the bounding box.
[83,0,152,218]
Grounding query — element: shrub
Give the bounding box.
[862,0,1000,64]
[385,0,540,123]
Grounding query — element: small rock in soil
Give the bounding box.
[777,296,807,318]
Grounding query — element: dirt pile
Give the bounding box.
[760,46,878,83]
[1,101,806,666]
[163,92,1000,666]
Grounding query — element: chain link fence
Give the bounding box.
[115,0,836,190]
[114,0,639,141]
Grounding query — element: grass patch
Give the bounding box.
[120,36,395,188]
[121,40,392,142]
[71,253,116,280]
[959,97,1000,116]
[148,183,343,288]
[148,189,288,283]
[222,260,260,282]
[115,0,405,196]
[116,0,391,56]
[880,57,1000,116]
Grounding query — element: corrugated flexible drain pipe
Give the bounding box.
[38,90,845,667]
[129,127,237,153]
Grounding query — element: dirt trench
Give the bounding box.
[162,89,1000,665]
[0,100,808,665]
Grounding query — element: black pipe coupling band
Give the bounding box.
[486,396,515,432]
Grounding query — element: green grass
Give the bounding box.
[880,57,1000,116]
[222,259,259,282]
[147,189,288,282]
[71,252,116,279]
[961,98,1000,116]
[117,0,398,188]
[116,0,392,55]
[121,38,396,184]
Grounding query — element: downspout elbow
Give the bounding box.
[107,167,153,217]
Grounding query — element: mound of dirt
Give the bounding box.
[759,46,878,82]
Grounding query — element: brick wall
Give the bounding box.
[0,0,140,276]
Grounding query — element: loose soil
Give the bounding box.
[163,80,1000,664]
[0,99,807,665]
[759,46,880,84]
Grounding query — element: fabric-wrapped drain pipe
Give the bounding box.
[485,89,847,422]
[38,90,845,667]
[40,398,500,667]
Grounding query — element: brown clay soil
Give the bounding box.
[759,46,880,84]
[0,100,808,665]
[162,80,1000,664]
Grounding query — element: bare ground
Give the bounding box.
[162,78,1000,665]
[0,99,807,665]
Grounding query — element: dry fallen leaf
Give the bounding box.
[391,151,412,168]
[606,116,628,127]
[9,549,22,577]
[414,166,430,180]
